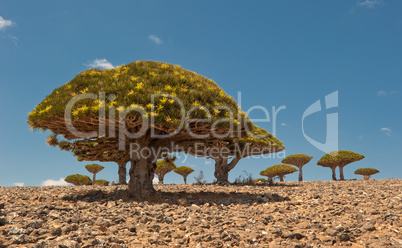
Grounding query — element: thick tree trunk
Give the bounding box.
[127,158,156,198]
[214,156,241,184]
[331,167,337,181]
[363,175,370,180]
[117,161,127,185]
[184,175,187,184]
[298,166,303,182]
[92,173,97,185]
[279,175,284,182]
[339,166,345,180]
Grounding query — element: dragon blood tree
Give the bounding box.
[85,164,104,185]
[28,61,249,198]
[192,125,284,184]
[64,174,92,186]
[317,150,365,181]
[174,166,194,184]
[354,168,379,180]
[155,155,177,184]
[282,154,313,182]
[48,135,129,185]
[260,164,298,182]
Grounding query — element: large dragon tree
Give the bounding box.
[317,150,365,180]
[28,61,251,197]
[282,154,313,182]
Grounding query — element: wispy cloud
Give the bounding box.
[14,182,24,187]
[85,59,115,69]
[7,35,18,46]
[204,160,212,165]
[149,35,163,45]
[380,127,392,136]
[357,0,382,8]
[281,123,287,126]
[0,16,14,30]
[41,178,70,186]
[378,90,398,97]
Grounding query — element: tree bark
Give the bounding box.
[279,175,284,182]
[214,156,241,184]
[158,174,164,184]
[92,173,97,185]
[117,161,127,185]
[184,175,187,184]
[298,166,303,182]
[127,157,156,198]
[363,175,370,180]
[339,166,345,180]
[331,167,337,181]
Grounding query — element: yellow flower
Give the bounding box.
[121,66,129,74]
[128,90,135,96]
[79,105,89,112]
[149,72,157,77]
[113,72,120,79]
[219,91,226,97]
[56,91,59,94]
[146,103,154,109]
[117,106,125,112]
[72,109,80,117]
[234,119,239,126]
[91,105,99,112]
[164,85,173,91]
[213,109,221,115]
[38,105,52,115]
[89,70,100,77]
[173,71,180,76]
[180,75,185,80]
[71,92,77,96]
[66,84,72,89]
[109,101,117,106]
[199,106,206,111]
[168,99,175,104]
[192,101,199,106]
[165,116,172,123]
[213,101,219,106]
[161,64,169,69]
[160,97,168,104]
[196,83,202,88]
[130,76,138,81]
[135,82,144,90]
[80,88,89,94]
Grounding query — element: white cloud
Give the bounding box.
[378,90,398,97]
[0,16,14,30]
[204,160,212,165]
[153,177,159,184]
[85,59,115,69]
[281,123,287,126]
[149,35,163,45]
[41,178,70,186]
[14,182,24,187]
[357,0,382,8]
[381,127,392,136]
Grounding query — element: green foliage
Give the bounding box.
[64,174,92,186]
[260,164,298,178]
[235,125,285,152]
[317,150,365,168]
[95,179,110,186]
[282,154,313,167]
[253,178,268,183]
[28,60,248,131]
[85,164,105,174]
[46,135,58,146]
[155,158,177,183]
[354,168,380,176]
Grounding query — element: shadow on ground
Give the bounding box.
[62,185,290,205]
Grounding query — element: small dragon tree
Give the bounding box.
[48,136,129,185]
[65,174,92,186]
[174,166,194,184]
[155,155,177,184]
[317,150,365,181]
[354,168,379,180]
[28,61,249,198]
[85,164,105,185]
[260,164,298,182]
[95,179,110,186]
[282,154,313,182]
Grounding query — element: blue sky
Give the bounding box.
[0,0,401,186]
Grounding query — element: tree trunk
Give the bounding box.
[92,173,97,185]
[184,175,187,184]
[331,167,337,181]
[298,166,303,182]
[127,158,156,198]
[158,174,164,184]
[363,175,370,180]
[268,177,273,185]
[214,158,229,184]
[279,175,284,182]
[339,166,345,180]
[117,161,127,185]
[214,156,241,184]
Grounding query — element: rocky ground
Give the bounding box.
[0,179,401,248]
